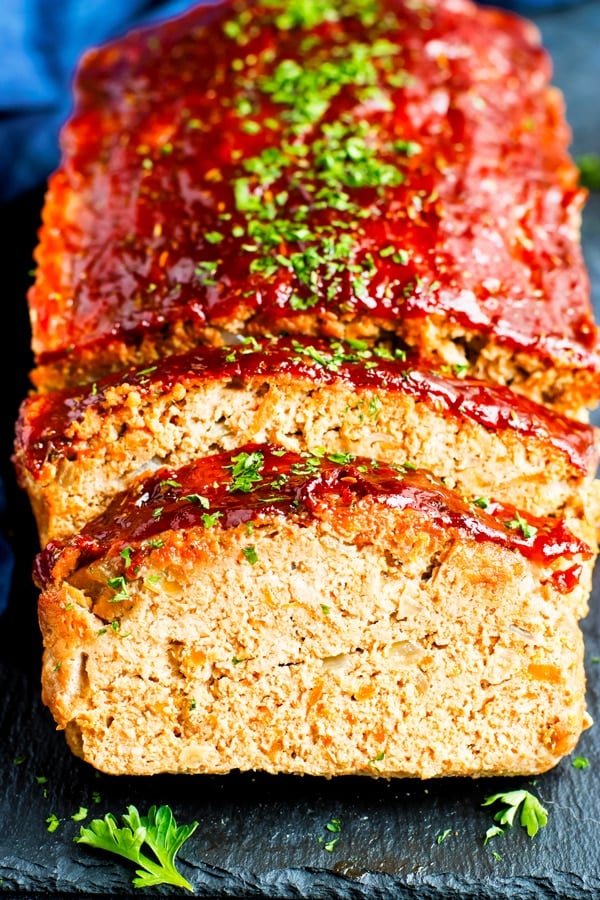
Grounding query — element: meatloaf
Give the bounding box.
[27,0,600,416]
[36,444,593,777]
[14,336,600,548]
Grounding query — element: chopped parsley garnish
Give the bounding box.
[46,814,60,833]
[504,511,537,540]
[183,494,210,508]
[436,829,452,845]
[107,576,129,603]
[241,545,258,565]
[318,816,342,852]
[120,547,134,566]
[227,450,265,492]
[218,15,417,311]
[571,756,590,769]
[201,511,223,528]
[72,807,89,822]
[327,452,354,464]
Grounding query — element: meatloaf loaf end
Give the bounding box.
[36,444,593,777]
[14,336,600,549]
[27,0,600,416]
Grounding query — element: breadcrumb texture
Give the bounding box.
[38,452,592,778]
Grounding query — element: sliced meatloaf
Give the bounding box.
[14,337,600,547]
[36,444,593,777]
[27,0,600,415]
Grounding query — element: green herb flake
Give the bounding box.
[46,814,61,833]
[577,153,600,191]
[436,829,452,845]
[318,815,342,852]
[483,824,505,846]
[452,363,470,379]
[72,807,89,822]
[327,452,354,465]
[201,511,223,529]
[227,450,265,492]
[504,511,537,540]
[107,576,129,603]
[571,756,590,769]
[472,496,490,510]
[223,19,242,39]
[120,547,134,566]
[76,804,198,892]
[241,545,258,565]
[183,494,210,508]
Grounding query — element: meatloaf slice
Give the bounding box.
[36,443,593,777]
[27,0,600,415]
[14,337,600,547]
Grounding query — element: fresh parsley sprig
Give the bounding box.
[76,804,198,891]
[482,789,548,844]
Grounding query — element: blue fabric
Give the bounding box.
[0,0,210,202]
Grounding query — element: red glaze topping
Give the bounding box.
[30,0,599,373]
[34,442,591,591]
[16,337,598,479]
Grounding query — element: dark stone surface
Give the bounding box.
[1,3,600,897]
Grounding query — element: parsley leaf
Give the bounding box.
[482,789,548,839]
[227,451,265,492]
[504,510,537,540]
[76,804,198,891]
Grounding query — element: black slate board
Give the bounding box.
[2,3,600,897]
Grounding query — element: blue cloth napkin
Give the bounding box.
[0,0,216,202]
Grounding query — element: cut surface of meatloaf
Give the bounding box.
[36,444,593,778]
[14,336,600,548]
[27,0,600,415]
